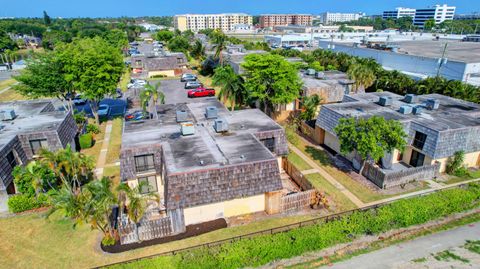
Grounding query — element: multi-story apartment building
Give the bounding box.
[413,4,456,28]
[318,12,365,25]
[383,7,416,19]
[173,13,253,32]
[259,14,313,28]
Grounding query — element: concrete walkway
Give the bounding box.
[289,143,365,207]
[327,221,480,269]
[0,82,19,94]
[95,120,113,178]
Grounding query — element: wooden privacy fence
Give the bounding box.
[119,216,173,245]
[282,158,314,190]
[281,189,316,212]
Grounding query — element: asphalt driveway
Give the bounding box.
[152,79,209,104]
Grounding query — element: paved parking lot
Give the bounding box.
[74,98,127,119]
[153,79,208,104]
[0,71,17,82]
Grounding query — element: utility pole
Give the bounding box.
[436,42,448,77]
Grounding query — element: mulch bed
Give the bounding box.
[102,218,227,253]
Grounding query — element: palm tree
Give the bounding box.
[347,63,376,92]
[190,39,205,61]
[300,94,322,121]
[140,83,165,113]
[117,182,159,241]
[212,65,246,111]
[211,31,227,64]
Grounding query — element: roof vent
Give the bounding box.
[180,122,195,136]
[404,94,418,104]
[0,109,16,121]
[378,96,393,106]
[426,99,440,110]
[205,106,218,119]
[199,160,204,165]
[176,110,188,122]
[315,72,325,79]
[214,118,229,133]
[413,106,423,115]
[306,68,316,76]
[240,154,245,160]
[399,105,413,115]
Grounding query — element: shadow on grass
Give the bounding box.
[304,146,332,166]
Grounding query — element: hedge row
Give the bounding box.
[7,194,49,213]
[115,183,480,269]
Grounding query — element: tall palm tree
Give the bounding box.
[347,63,376,92]
[212,65,246,111]
[117,182,159,241]
[300,94,322,121]
[211,31,227,64]
[140,83,165,113]
[190,39,205,61]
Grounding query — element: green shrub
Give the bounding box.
[150,74,166,78]
[446,151,467,175]
[157,183,480,269]
[73,110,87,125]
[86,124,100,134]
[8,194,49,213]
[79,133,93,149]
[12,162,57,197]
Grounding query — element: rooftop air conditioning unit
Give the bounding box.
[413,106,423,115]
[306,68,316,76]
[180,122,195,136]
[205,106,218,119]
[214,118,229,133]
[378,96,392,106]
[399,105,412,115]
[176,110,188,122]
[404,94,418,104]
[0,109,16,121]
[315,72,325,79]
[426,99,440,110]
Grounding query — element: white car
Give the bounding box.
[135,80,147,86]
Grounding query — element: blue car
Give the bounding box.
[97,104,110,118]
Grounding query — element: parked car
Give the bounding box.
[125,110,148,121]
[181,73,197,82]
[185,81,203,89]
[97,104,111,117]
[73,94,87,106]
[134,79,147,86]
[188,87,215,98]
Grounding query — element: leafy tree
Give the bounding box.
[42,30,73,49]
[14,51,74,111]
[167,35,190,53]
[300,94,321,121]
[12,161,57,198]
[43,11,51,26]
[334,116,407,173]
[155,29,174,42]
[339,24,354,32]
[58,37,124,124]
[212,65,247,111]
[103,29,129,50]
[424,19,436,31]
[117,182,159,241]
[242,54,302,114]
[190,39,205,60]
[0,31,16,52]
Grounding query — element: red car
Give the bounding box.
[187,87,215,98]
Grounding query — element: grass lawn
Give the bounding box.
[104,165,121,186]
[305,173,357,212]
[0,209,325,269]
[288,151,312,171]
[80,120,107,162]
[118,69,131,92]
[443,170,480,185]
[0,79,27,101]
[105,118,123,165]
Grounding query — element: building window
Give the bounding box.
[412,131,427,150]
[135,154,155,173]
[30,139,48,155]
[260,138,275,153]
[6,151,17,169]
[409,150,425,167]
[138,175,158,194]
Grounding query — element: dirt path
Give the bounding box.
[95,120,113,178]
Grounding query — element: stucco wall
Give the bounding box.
[183,194,265,225]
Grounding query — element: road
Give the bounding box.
[326,221,480,269]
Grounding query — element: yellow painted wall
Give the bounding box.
[183,194,265,225]
[148,70,175,78]
[175,16,187,31]
[430,151,480,173]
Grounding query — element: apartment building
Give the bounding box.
[259,14,313,28]
[413,4,456,28]
[383,7,416,19]
[173,13,253,32]
[318,12,365,25]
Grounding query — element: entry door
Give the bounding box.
[409,150,425,167]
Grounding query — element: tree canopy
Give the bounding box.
[155,29,174,42]
[242,54,302,113]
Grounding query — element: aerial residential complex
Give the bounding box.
[173,13,253,32]
[316,92,480,188]
[318,12,365,24]
[259,14,313,28]
[0,100,77,209]
[382,7,417,19]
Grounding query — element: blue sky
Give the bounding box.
[1,0,479,18]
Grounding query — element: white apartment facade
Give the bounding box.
[173,13,253,32]
[383,7,416,19]
[413,4,456,28]
[319,12,365,24]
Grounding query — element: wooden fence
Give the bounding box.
[119,216,173,245]
[282,158,314,190]
[281,189,316,212]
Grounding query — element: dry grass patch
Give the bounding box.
[305,173,357,212]
[105,118,123,165]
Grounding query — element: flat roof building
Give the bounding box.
[0,100,77,211]
[383,7,416,19]
[318,12,365,25]
[259,14,313,28]
[413,4,456,28]
[173,13,253,32]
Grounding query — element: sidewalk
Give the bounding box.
[95,120,113,178]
